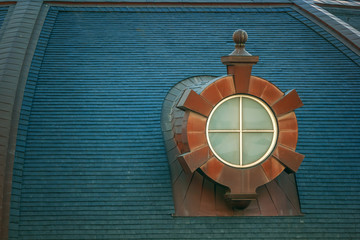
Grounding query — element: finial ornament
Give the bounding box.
[230,29,251,56]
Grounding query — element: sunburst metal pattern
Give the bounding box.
[177,74,304,201]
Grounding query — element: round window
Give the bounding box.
[206,94,278,168]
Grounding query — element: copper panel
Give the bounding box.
[261,156,285,181]
[276,172,302,213]
[177,145,211,174]
[227,65,252,93]
[278,130,298,150]
[278,112,298,131]
[266,180,299,216]
[261,83,283,106]
[272,89,304,116]
[200,83,223,106]
[256,185,278,216]
[200,156,224,182]
[186,132,207,151]
[221,55,259,65]
[273,145,304,173]
[174,133,182,143]
[199,177,217,216]
[181,111,207,153]
[215,184,233,216]
[177,89,213,117]
[213,75,235,98]
[216,165,243,193]
[185,111,207,132]
[288,171,296,184]
[217,164,269,195]
[182,171,204,215]
[172,171,192,216]
[180,111,191,153]
[243,199,261,216]
[169,160,183,184]
[224,193,255,209]
[248,76,267,97]
[175,133,188,154]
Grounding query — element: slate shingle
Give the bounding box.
[9,6,360,240]
[0,7,8,34]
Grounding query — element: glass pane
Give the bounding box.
[209,133,240,165]
[208,97,239,130]
[242,133,273,165]
[242,98,273,130]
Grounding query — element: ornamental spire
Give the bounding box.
[230,29,251,56]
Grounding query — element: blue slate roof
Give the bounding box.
[0,7,8,27]
[10,6,360,239]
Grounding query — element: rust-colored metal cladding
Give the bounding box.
[278,130,298,150]
[169,159,183,184]
[224,193,255,209]
[183,132,207,152]
[200,156,225,182]
[276,173,302,213]
[215,184,233,216]
[172,171,192,216]
[221,30,259,94]
[278,112,298,131]
[242,199,261,216]
[256,185,279,216]
[261,82,284,106]
[273,145,305,173]
[200,82,223,105]
[227,65,253,93]
[213,75,236,98]
[175,133,188,154]
[221,55,259,65]
[248,75,284,106]
[266,178,300,215]
[221,55,259,94]
[248,76,268,97]
[177,89,213,117]
[272,89,304,116]
[181,111,207,152]
[183,111,207,133]
[182,171,204,216]
[199,177,217,216]
[216,164,269,196]
[173,114,187,153]
[162,30,305,216]
[261,156,285,181]
[177,145,212,174]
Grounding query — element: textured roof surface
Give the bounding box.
[0,7,7,27]
[10,6,360,239]
[323,7,360,31]
[315,0,360,6]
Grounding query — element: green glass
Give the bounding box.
[242,98,273,130]
[242,133,273,165]
[208,97,239,130]
[208,133,240,165]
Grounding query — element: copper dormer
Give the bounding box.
[161,29,304,216]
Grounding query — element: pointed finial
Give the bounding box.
[230,29,251,56]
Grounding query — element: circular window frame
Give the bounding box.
[206,94,278,168]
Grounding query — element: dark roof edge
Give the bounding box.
[291,0,360,55]
[41,0,359,54]
[314,0,360,8]
[43,0,292,2]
